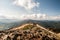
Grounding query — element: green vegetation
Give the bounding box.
[22,25,34,30]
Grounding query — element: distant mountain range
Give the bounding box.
[0,19,60,33]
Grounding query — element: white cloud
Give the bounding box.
[0,12,60,20]
[47,16,60,20]
[13,0,39,10]
[0,13,60,20]
[19,14,48,20]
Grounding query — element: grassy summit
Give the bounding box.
[22,25,34,30]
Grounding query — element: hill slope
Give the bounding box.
[0,23,60,40]
[0,20,60,33]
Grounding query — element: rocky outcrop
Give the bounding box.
[0,23,60,40]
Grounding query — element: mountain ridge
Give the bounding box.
[0,19,60,33]
[0,23,60,40]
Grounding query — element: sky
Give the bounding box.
[0,0,60,20]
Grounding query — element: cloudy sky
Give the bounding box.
[0,0,60,20]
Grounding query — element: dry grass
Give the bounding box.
[0,23,60,40]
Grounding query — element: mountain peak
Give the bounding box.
[0,23,60,40]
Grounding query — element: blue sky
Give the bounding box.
[37,0,60,16]
[0,0,60,20]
